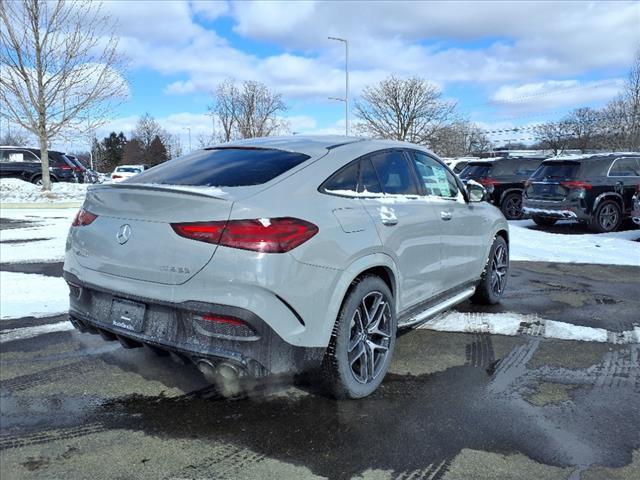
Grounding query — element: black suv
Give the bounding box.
[0,146,78,184]
[458,156,546,219]
[523,153,640,232]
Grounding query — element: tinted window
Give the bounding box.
[609,158,640,177]
[322,161,358,193]
[358,158,383,194]
[117,167,143,174]
[130,148,311,187]
[530,162,580,181]
[321,158,383,196]
[411,152,460,198]
[369,150,418,195]
[453,161,467,173]
[459,163,492,179]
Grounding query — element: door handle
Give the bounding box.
[381,217,398,226]
[440,211,452,221]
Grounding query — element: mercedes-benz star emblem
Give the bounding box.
[116,224,132,245]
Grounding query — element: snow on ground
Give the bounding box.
[509,220,640,266]
[0,208,76,263]
[1,178,88,203]
[0,271,69,319]
[420,311,639,344]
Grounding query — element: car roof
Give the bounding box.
[545,152,640,162]
[209,135,439,159]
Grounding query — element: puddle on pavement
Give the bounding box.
[2,334,639,480]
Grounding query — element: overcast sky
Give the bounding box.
[61,0,640,151]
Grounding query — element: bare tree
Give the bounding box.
[429,120,492,157]
[0,0,127,190]
[210,79,237,142]
[601,50,640,150]
[564,107,602,152]
[208,79,288,141]
[0,127,30,146]
[534,121,571,155]
[132,113,166,152]
[354,76,456,144]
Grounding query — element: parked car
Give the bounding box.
[523,153,640,232]
[632,188,640,226]
[458,156,546,219]
[64,153,99,183]
[0,146,78,184]
[110,164,148,182]
[445,157,477,174]
[64,136,509,398]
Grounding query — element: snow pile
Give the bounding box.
[1,178,88,203]
[509,220,640,266]
[421,311,638,344]
[0,271,69,319]
[0,208,75,263]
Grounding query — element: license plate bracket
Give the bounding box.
[110,298,146,333]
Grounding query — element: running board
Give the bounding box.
[397,287,476,328]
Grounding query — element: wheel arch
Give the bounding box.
[499,188,523,205]
[593,192,624,212]
[319,253,400,348]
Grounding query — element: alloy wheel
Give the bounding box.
[598,204,619,231]
[490,244,508,295]
[348,291,392,384]
[504,196,522,219]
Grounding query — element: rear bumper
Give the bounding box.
[522,197,590,221]
[64,271,324,376]
[522,206,578,219]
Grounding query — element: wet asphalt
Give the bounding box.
[1,220,639,479]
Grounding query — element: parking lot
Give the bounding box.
[1,207,639,480]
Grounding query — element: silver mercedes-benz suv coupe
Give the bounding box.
[64,136,509,398]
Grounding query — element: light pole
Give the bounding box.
[328,36,349,136]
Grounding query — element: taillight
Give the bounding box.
[74,166,84,172]
[478,178,501,187]
[112,174,122,179]
[171,217,319,253]
[72,209,97,227]
[59,165,72,170]
[560,181,592,190]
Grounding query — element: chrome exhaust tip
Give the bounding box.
[196,359,244,397]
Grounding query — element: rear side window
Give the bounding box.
[459,163,492,179]
[530,162,580,181]
[129,148,311,187]
[609,158,640,177]
[320,157,382,195]
[369,150,419,195]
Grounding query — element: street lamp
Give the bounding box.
[328,36,349,136]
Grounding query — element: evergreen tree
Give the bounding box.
[122,138,145,165]
[99,132,126,172]
[147,135,169,166]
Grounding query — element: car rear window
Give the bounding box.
[530,161,580,181]
[459,163,492,179]
[129,148,311,187]
[117,167,142,173]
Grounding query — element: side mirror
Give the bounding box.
[466,180,486,203]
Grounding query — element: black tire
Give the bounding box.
[532,216,558,227]
[500,192,524,220]
[471,236,509,305]
[31,175,42,186]
[322,276,397,399]
[589,200,622,233]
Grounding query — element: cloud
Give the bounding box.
[489,78,626,115]
[106,0,639,104]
